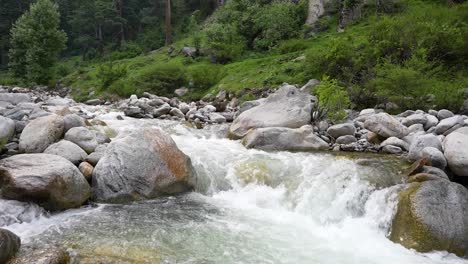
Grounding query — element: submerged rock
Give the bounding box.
[0,228,20,264]
[93,128,196,203]
[390,180,468,257]
[0,154,91,210]
[242,126,329,151]
[19,114,64,153]
[229,85,313,139]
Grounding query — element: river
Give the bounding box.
[3,112,467,263]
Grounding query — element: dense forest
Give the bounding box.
[0,0,467,116]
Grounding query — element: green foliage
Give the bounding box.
[275,39,309,54]
[107,42,143,61]
[97,63,128,88]
[8,0,67,84]
[187,64,223,90]
[314,77,350,123]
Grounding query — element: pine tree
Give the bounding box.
[8,0,67,84]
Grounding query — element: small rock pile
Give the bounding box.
[119,91,238,127]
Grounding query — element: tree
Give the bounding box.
[165,0,171,45]
[8,0,67,84]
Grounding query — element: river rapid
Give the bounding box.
[4,111,468,264]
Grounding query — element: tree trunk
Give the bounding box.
[165,0,171,46]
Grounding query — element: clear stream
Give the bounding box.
[4,112,468,264]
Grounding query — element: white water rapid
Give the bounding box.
[3,111,468,264]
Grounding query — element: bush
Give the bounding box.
[276,39,309,54]
[187,63,223,90]
[96,63,128,88]
[108,42,143,61]
[314,77,351,123]
[128,63,187,96]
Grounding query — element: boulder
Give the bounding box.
[64,127,98,154]
[326,123,356,139]
[19,114,64,153]
[174,88,189,97]
[380,137,409,151]
[335,135,357,145]
[178,103,190,114]
[63,114,86,132]
[408,124,424,134]
[92,128,195,203]
[434,115,464,135]
[181,47,197,57]
[0,117,15,145]
[424,114,439,130]
[84,99,103,106]
[421,147,447,170]
[208,113,227,124]
[242,126,329,151]
[408,134,442,162]
[390,181,468,257]
[170,108,185,119]
[443,127,468,177]
[382,145,403,154]
[44,140,87,165]
[421,166,449,181]
[437,109,454,120]
[153,103,171,117]
[401,114,427,127]
[0,154,91,210]
[0,229,20,264]
[85,144,107,166]
[79,162,94,181]
[0,93,30,105]
[363,113,409,139]
[230,85,314,138]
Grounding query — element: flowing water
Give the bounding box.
[3,111,468,264]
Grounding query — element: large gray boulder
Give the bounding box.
[380,137,409,151]
[64,127,98,154]
[0,228,20,263]
[242,126,329,151]
[19,114,64,153]
[63,114,86,132]
[0,93,30,105]
[92,128,196,203]
[434,115,464,135]
[443,127,468,177]
[364,113,409,139]
[44,140,87,165]
[401,114,427,127]
[229,85,313,139]
[421,147,447,170]
[390,180,468,257]
[0,116,15,145]
[408,134,442,162]
[0,154,91,210]
[326,123,356,139]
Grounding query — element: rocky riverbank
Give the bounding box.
[0,83,467,261]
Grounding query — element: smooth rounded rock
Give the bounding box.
[335,135,357,145]
[380,137,409,151]
[421,147,447,170]
[0,154,91,210]
[443,127,468,177]
[327,123,356,139]
[64,127,98,154]
[44,140,87,165]
[408,134,442,162]
[364,113,409,139]
[437,109,454,120]
[0,228,21,264]
[19,114,64,153]
[79,162,94,181]
[63,114,86,132]
[0,116,15,145]
[92,128,196,203]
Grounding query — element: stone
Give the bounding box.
[230,85,314,139]
[424,114,438,130]
[421,166,449,181]
[0,154,91,210]
[153,103,171,117]
[0,93,30,105]
[437,109,454,120]
[174,88,189,97]
[84,99,103,105]
[398,110,415,118]
[92,128,196,203]
[208,113,227,123]
[380,137,409,151]
[79,162,94,181]
[434,115,464,135]
[326,123,356,139]
[242,126,329,151]
[364,113,409,139]
[443,127,468,177]
[181,47,197,57]
[0,229,20,264]
[64,127,98,154]
[421,147,447,170]
[382,145,403,154]
[178,103,190,114]
[407,123,424,134]
[408,134,442,162]
[94,131,111,144]
[203,105,217,113]
[300,79,320,93]
[335,135,357,145]
[170,108,185,119]
[44,140,87,165]
[390,181,468,257]
[63,114,86,132]
[19,114,64,153]
[0,116,15,145]
[401,114,427,127]
[85,145,107,166]
[367,131,383,144]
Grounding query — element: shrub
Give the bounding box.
[276,39,309,54]
[129,63,187,96]
[187,63,223,90]
[314,77,351,123]
[96,63,128,88]
[108,42,143,61]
